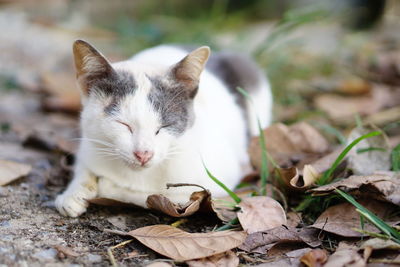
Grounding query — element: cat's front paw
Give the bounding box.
[55,192,89,217]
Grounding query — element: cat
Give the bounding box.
[55,40,272,217]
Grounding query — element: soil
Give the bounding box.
[0,92,219,267]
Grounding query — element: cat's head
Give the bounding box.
[73,40,210,168]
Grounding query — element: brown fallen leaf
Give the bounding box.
[0,159,31,186]
[310,173,400,206]
[347,125,391,175]
[40,71,81,114]
[211,198,237,223]
[314,85,393,123]
[252,248,312,267]
[276,149,342,191]
[360,238,400,250]
[300,249,328,267]
[335,77,371,95]
[146,184,211,217]
[186,250,239,267]
[286,211,302,228]
[126,225,247,261]
[249,122,330,171]
[146,262,173,267]
[239,226,321,253]
[237,196,286,234]
[324,242,365,267]
[311,200,399,237]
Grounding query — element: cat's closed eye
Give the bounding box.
[155,124,172,135]
[116,120,133,133]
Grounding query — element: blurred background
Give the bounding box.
[1,0,400,130]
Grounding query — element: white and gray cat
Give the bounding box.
[55,40,272,217]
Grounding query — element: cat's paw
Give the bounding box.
[55,192,89,217]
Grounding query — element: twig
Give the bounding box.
[107,239,133,267]
[166,183,207,191]
[104,229,128,236]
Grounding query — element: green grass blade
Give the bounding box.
[318,131,382,185]
[391,144,400,172]
[215,217,239,231]
[356,147,386,154]
[203,163,241,204]
[236,87,271,195]
[335,189,400,243]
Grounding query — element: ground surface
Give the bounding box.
[1,1,400,267]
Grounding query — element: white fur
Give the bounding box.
[56,45,272,217]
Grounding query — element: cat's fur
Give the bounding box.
[55,40,272,217]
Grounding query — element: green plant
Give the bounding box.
[391,144,400,172]
[336,189,400,243]
[317,131,382,185]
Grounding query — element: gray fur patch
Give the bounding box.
[148,76,194,136]
[206,52,262,108]
[89,70,137,114]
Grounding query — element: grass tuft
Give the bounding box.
[317,131,382,185]
[335,189,400,243]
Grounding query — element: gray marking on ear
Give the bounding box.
[147,76,195,136]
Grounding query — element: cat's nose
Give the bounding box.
[134,150,154,165]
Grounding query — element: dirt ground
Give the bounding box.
[0,91,221,267]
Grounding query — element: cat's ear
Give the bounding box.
[170,46,210,97]
[73,40,115,95]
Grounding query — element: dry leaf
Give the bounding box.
[237,196,286,234]
[126,225,247,261]
[40,71,81,114]
[310,173,400,206]
[186,250,239,267]
[211,198,237,222]
[300,249,328,267]
[289,165,321,189]
[0,159,31,186]
[347,125,391,175]
[314,85,393,122]
[249,122,329,170]
[146,192,208,217]
[277,148,341,191]
[311,200,399,237]
[361,238,400,250]
[146,262,173,267]
[239,226,321,253]
[286,212,302,228]
[324,247,365,267]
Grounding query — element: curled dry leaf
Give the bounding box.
[277,149,342,191]
[300,249,328,267]
[347,125,391,175]
[146,188,211,217]
[126,225,247,261]
[186,250,239,267]
[237,196,286,234]
[249,122,329,171]
[310,173,400,206]
[311,200,400,237]
[0,159,31,186]
[239,226,321,254]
